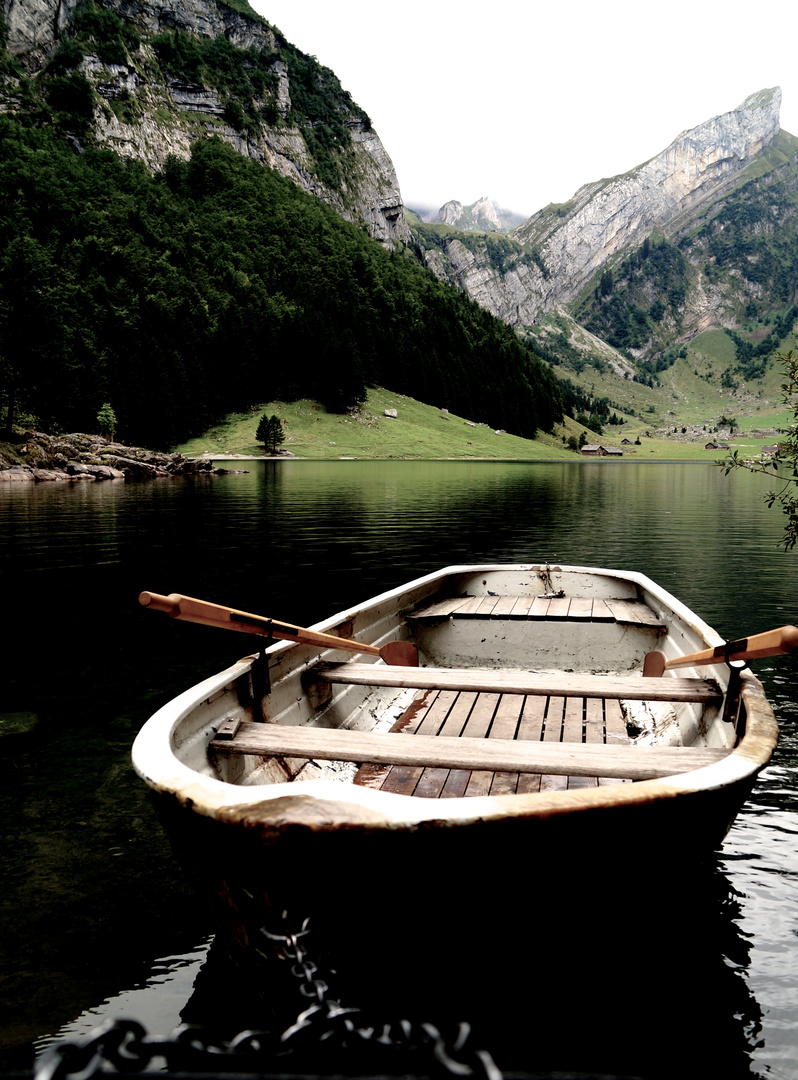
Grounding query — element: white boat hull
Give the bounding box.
[132,564,778,1007]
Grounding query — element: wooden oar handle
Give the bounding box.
[138,591,381,656]
[644,624,798,677]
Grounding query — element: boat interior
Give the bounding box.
[198,567,740,796]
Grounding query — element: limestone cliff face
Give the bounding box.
[420,89,783,324]
[2,0,408,247]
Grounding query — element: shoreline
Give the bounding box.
[196,453,717,465]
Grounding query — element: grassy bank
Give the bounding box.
[175,387,787,462]
[177,389,576,459]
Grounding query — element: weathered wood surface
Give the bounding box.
[313,663,723,703]
[409,595,666,629]
[210,721,729,780]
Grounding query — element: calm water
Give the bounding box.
[1,460,797,1078]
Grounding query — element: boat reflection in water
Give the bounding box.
[174,859,762,1080]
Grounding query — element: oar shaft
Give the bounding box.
[662,625,798,671]
[138,591,382,657]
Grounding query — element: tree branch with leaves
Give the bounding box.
[719,350,798,550]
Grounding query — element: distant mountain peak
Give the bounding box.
[422,196,525,233]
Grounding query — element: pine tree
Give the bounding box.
[256,413,285,453]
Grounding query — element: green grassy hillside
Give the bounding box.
[176,387,787,462]
[179,389,573,459]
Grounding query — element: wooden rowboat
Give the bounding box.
[132,564,786,1016]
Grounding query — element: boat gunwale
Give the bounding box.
[131,564,779,829]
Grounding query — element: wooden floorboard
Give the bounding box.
[516,696,545,794]
[487,694,525,795]
[540,696,568,793]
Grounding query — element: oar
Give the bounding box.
[643,625,798,677]
[139,592,419,667]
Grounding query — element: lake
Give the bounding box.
[1,460,796,1078]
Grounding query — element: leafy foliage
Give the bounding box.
[0,120,562,449]
[719,351,798,550]
[96,402,117,439]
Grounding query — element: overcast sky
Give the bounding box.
[251,0,798,219]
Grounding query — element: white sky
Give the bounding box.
[251,0,798,219]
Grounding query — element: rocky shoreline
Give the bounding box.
[0,431,237,482]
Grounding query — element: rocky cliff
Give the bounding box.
[417,89,786,326]
[1,0,409,246]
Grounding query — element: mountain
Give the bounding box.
[1,0,409,247]
[415,196,526,234]
[412,88,798,370]
[0,0,564,448]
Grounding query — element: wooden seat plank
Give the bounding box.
[529,596,551,619]
[314,663,723,704]
[210,722,729,780]
[410,596,475,620]
[605,599,666,629]
[510,596,535,618]
[568,598,594,620]
[590,599,615,622]
[452,596,486,616]
[545,597,572,620]
[410,594,665,629]
[487,595,518,617]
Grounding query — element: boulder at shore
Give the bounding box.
[0,432,236,482]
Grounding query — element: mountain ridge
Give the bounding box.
[414,88,788,327]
